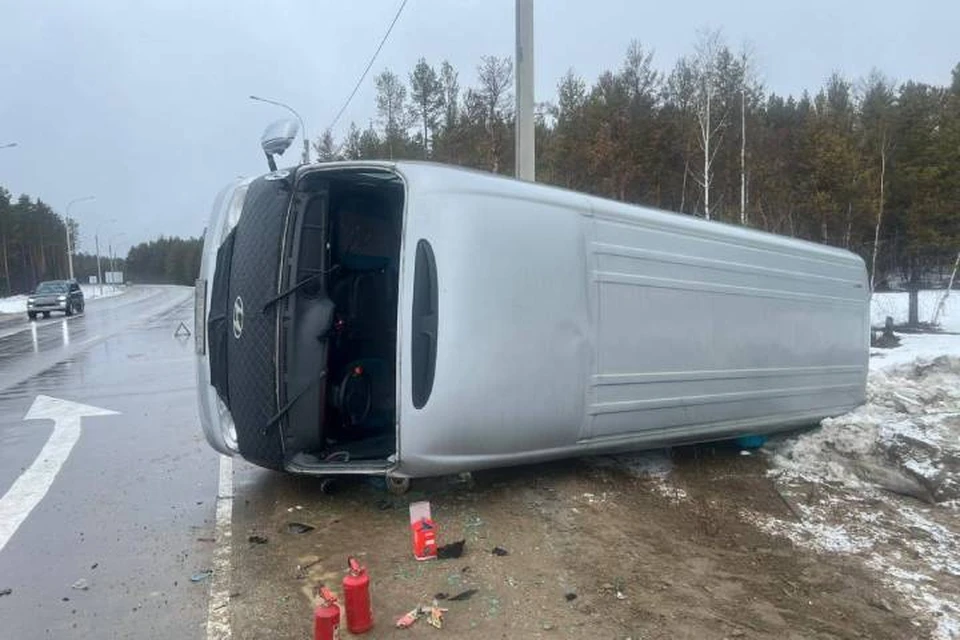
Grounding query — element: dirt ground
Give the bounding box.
[226,440,935,640]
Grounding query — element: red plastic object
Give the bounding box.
[314,587,341,640]
[342,557,373,634]
[411,517,438,560]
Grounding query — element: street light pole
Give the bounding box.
[249,95,310,164]
[515,0,535,181]
[65,196,95,281]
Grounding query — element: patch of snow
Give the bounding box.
[0,294,29,314]
[872,289,960,333]
[760,350,960,638]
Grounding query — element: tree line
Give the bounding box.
[0,187,74,295]
[316,30,960,292]
[124,236,202,286]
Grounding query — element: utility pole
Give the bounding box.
[515,0,535,181]
[95,233,103,296]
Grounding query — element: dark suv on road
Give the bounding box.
[27,280,85,319]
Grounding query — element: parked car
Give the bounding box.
[27,279,85,319]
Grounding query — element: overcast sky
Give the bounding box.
[0,0,955,255]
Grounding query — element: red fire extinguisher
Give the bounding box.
[314,586,341,640]
[342,556,373,634]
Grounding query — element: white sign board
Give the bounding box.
[88,276,98,284]
[105,271,124,284]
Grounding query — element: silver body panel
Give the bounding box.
[392,163,868,477]
[195,161,869,478]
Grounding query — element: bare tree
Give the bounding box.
[476,55,513,173]
[690,29,730,220]
[859,70,896,292]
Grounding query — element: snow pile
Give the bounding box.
[756,352,960,638]
[774,356,960,503]
[0,294,29,314]
[0,284,125,315]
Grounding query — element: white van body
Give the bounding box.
[195,161,869,479]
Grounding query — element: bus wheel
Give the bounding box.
[386,476,411,495]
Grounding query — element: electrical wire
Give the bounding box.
[325,0,410,136]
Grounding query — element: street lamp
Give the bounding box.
[65,196,95,280]
[0,142,17,150]
[249,94,309,164]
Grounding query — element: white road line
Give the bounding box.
[207,454,234,640]
[0,395,118,554]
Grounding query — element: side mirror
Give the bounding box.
[260,119,300,170]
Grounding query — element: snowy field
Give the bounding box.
[0,284,126,314]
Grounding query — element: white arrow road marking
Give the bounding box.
[0,395,119,554]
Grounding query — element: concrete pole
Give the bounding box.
[95,234,103,296]
[515,0,535,181]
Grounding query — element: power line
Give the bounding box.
[326,0,410,136]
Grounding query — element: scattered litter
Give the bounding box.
[506,576,518,587]
[447,588,477,602]
[287,522,315,535]
[90,563,98,570]
[564,592,577,602]
[461,566,471,573]
[437,539,465,559]
[71,579,89,591]
[286,505,304,513]
[248,535,268,545]
[190,570,213,583]
[396,606,424,629]
[426,600,449,629]
[196,537,216,543]
[616,590,627,600]
[543,622,555,631]
[62,597,69,602]
[434,592,449,601]
[295,556,322,579]
[491,546,509,556]
[740,450,752,456]
[0,588,11,597]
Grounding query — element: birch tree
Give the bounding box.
[690,29,730,220]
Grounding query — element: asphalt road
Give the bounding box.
[0,286,221,639]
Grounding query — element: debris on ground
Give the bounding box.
[295,556,322,579]
[491,546,509,556]
[286,505,304,513]
[434,592,449,600]
[248,535,269,544]
[71,579,89,591]
[190,570,213,583]
[426,600,449,629]
[287,522,315,535]
[0,588,11,597]
[196,537,216,543]
[90,563,98,570]
[395,606,424,629]
[564,592,577,602]
[437,539,465,559]
[447,588,478,602]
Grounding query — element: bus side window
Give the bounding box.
[411,239,438,409]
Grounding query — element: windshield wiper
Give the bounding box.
[261,265,338,314]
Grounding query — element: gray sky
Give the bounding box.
[0,0,955,256]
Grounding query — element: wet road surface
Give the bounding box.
[0,286,220,639]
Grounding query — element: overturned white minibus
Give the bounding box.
[195,156,869,491]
